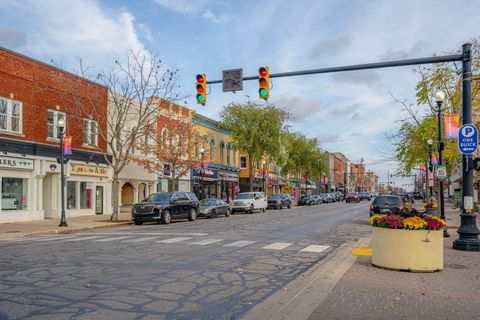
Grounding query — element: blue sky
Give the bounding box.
[0,0,479,187]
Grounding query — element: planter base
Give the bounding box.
[371,227,443,272]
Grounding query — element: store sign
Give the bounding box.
[0,156,34,170]
[70,163,108,177]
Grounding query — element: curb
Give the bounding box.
[241,237,371,320]
[0,221,131,240]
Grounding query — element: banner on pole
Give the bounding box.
[64,136,72,155]
[444,114,460,139]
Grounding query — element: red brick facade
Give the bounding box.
[0,48,108,153]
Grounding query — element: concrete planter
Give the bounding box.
[371,227,443,272]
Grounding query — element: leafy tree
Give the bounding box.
[220,101,288,191]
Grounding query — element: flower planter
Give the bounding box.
[371,226,443,272]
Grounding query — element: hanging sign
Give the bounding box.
[444,114,460,139]
[64,136,72,156]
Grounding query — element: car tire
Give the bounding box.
[188,208,197,221]
[133,220,143,225]
[162,210,171,224]
[287,203,291,209]
[249,205,254,214]
[225,208,231,217]
[211,209,217,218]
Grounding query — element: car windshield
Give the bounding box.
[360,192,369,195]
[144,193,170,202]
[270,194,283,199]
[348,193,357,196]
[300,196,310,199]
[236,193,254,199]
[373,196,401,205]
[200,199,217,206]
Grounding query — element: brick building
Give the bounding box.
[0,47,111,222]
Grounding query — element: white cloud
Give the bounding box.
[153,0,200,14]
[202,9,231,24]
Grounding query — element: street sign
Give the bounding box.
[458,124,478,154]
[222,68,243,92]
[436,165,447,178]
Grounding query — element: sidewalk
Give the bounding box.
[0,211,131,240]
[308,202,480,320]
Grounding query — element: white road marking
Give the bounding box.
[300,245,330,253]
[33,236,78,242]
[191,238,223,245]
[94,236,133,242]
[157,237,192,243]
[223,240,256,248]
[76,232,209,236]
[64,236,103,242]
[123,236,159,243]
[262,242,292,250]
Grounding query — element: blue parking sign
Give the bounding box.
[458,124,478,154]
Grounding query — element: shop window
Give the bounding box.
[0,97,22,134]
[1,177,28,210]
[47,110,66,139]
[67,181,77,209]
[83,119,98,147]
[80,182,92,209]
[240,156,247,169]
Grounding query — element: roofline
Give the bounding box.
[0,46,108,89]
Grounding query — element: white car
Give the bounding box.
[230,192,267,214]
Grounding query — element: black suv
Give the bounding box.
[132,192,199,225]
[267,193,292,209]
[369,195,403,217]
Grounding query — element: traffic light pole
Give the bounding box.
[205,43,479,251]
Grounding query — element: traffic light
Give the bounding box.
[258,66,269,100]
[196,73,207,105]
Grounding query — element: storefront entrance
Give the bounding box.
[121,182,134,206]
[95,186,103,215]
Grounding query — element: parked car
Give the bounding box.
[346,192,360,203]
[335,192,344,201]
[230,192,267,214]
[298,195,316,206]
[359,192,371,201]
[311,195,323,204]
[324,193,334,203]
[369,195,403,217]
[268,193,292,209]
[198,198,230,218]
[132,192,199,225]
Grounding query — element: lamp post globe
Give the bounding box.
[434,90,445,104]
[427,139,433,145]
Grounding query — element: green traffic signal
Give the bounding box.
[196,94,205,103]
[259,88,267,97]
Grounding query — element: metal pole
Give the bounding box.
[59,128,68,227]
[428,144,433,198]
[453,43,480,251]
[437,101,449,237]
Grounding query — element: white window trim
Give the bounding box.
[47,109,66,140]
[240,156,247,169]
[83,119,98,147]
[0,97,23,134]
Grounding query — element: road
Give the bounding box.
[0,201,370,320]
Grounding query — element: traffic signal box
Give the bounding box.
[196,73,207,105]
[258,66,269,100]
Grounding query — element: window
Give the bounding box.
[67,181,77,209]
[240,156,247,169]
[227,145,231,165]
[233,149,237,167]
[1,177,28,210]
[210,138,215,160]
[80,182,92,209]
[47,110,66,139]
[195,144,199,159]
[220,142,225,164]
[0,97,22,134]
[83,119,98,147]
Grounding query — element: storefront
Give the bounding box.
[218,170,239,202]
[192,168,218,200]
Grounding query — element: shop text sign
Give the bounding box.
[0,156,34,170]
[70,163,108,177]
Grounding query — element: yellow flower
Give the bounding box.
[369,214,385,225]
[429,216,446,226]
[404,216,427,230]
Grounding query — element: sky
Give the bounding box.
[0,0,479,189]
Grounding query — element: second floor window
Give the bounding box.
[83,119,98,147]
[0,97,22,134]
[240,156,247,169]
[47,110,66,139]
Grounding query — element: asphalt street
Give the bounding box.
[0,201,370,320]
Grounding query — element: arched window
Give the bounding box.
[227,143,231,165]
[220,140,225,164]
[233,145,237,167]
[210,137,215,160]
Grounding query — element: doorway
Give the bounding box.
[95,186,103,215]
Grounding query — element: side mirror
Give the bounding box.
[171,198,177,203]
[255,197,260,200]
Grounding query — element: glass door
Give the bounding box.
[95,186,103,215]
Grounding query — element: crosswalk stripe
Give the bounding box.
[191,238,223,245]
[34,236,78,242]
[223,240,256,248]
[157,237,192,244]
[262,242,292,250]
[64,236,103,242]
[94,236,132,242]
[300,245,330,253]
[123,236,159,243]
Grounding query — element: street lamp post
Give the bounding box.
[434,91,450,237]
[200,148,205,199]
[58,118,68,227]
[427,139,433,198]
[322,172,326,193]
[262,159,266,195]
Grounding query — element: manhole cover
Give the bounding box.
[445,263,468,270]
